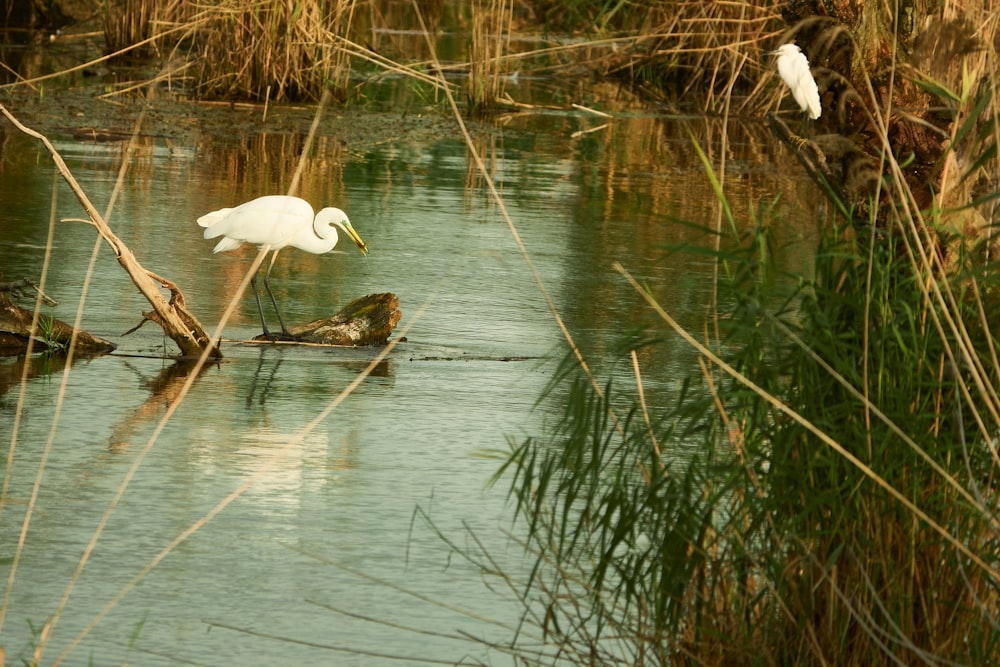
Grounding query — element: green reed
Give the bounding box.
[498,195,1000,663]
[496,50,1000,659]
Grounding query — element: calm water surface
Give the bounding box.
[0,97,822,665]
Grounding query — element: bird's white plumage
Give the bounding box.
[198,195,366,256]
[774,43,821,120]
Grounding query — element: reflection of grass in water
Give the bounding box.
[467,0,513,118]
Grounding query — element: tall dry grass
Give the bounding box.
[466,0,513,117]
[10,0,1000,663]
[193,0,358,102]
[102,0,154,56]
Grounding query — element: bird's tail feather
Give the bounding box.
[212,237,244,253]
[197,208,233,228]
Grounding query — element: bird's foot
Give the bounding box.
[790,133,809,150]
[253,331,301,342]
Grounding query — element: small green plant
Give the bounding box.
[35,314,67,353]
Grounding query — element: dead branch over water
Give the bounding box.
[0,105,221,359]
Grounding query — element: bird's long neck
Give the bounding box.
[294,213,340,254]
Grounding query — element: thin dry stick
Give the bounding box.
[613,261,1000,584]
[292,541,519,632]
[51,294,435,667]
[0,19,205,93]
[333,34,455,93]
[402,507,551,644]
[203,619,462,665]
[571,103,612,117]
[306,599,482,644]
[971,277,1000,407]
[862,219,877,460]
[630,349,661,460]
[698,27,747,476]
[852,41,1000,437]
[31,235,106,666]
[569,123,609,138]
[704,15,747,361]
[861,17,903,463]
[27,97,193,661]
[697,356,765,498]
[18,228,108,663]
[11,143,123,648]
[287,88,331,195]
[98,60,191,98]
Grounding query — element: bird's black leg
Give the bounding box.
[262,258,297,341]
[262,273,291,337]
[249,272,272,339]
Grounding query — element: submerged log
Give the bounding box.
[283,292,401,346]
[0,283,116,357]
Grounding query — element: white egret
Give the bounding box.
[773,43,821,120]
[198,195,368,340]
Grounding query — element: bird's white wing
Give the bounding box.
[200,196,315,249]
[794,67,821,119]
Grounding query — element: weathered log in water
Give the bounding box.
[0,282,116,357]
[279,292,402,346]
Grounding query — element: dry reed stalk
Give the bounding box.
[330,34,455,95]
[467,0,513,117]
[103,0,155,56]
[537,1,780,115]
[410,0,617,429]
[195,0,358,102]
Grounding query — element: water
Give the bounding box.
[0,95,822,664]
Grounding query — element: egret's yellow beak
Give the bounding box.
[345,222,369,256]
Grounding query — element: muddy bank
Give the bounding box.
[2,82,463,152]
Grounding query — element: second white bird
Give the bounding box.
[773,43,821,120]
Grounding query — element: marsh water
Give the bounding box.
[0,71,823,664]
